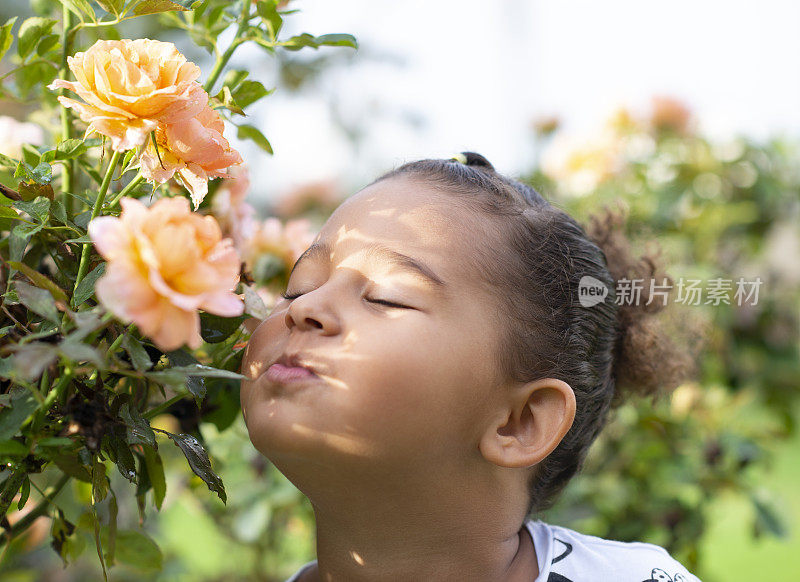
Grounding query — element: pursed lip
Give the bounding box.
[273,353,319,376]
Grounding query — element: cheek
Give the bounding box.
[343,321,467,433]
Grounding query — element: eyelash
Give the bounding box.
[280,291,411,310]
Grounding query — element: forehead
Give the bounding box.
[313,176,490,288]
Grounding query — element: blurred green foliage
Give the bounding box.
[528,100,800,577]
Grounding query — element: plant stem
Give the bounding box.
[144,393,188,420]
[60,4,75,207]
[106,323,134,362]
[203,1,252,93]
[107,173,145,208]
[1,474,71,543]
[72,150,122,306]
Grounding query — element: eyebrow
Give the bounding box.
[289,240,448,291]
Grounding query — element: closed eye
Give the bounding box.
[280,291,412,310]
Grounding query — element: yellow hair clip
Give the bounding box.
[449,153,468,165]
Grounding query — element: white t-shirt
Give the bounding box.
[284,519,702,581]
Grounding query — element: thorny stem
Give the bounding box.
[203,1,252,93]
[60,5,75,207]
[72,150,122,307]
[107,173,145,208]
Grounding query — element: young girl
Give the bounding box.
[240,152,700,582]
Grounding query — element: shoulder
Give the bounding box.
[527,520,702,582]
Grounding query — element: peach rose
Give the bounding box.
[88,197,244,351]
[139,106,243,210]
[211,165,257,251]
[48,39,208,151]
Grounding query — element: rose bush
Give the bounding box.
[0,0,355,576]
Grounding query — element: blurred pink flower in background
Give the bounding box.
[210,164,257,251]
[139,106,243,209]
[48,39,208,151]
[88,197,244,351]
[272,178,342,219]
[241,217,316,275]
[0,116,44,158]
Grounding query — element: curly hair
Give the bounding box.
[367,151,694,514]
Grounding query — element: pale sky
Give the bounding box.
[220,0,800,206]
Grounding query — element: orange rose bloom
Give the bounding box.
[139,106,243,210]
[48,39,208,151]
[88,197,244,351]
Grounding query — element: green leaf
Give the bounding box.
[12,195,50,222]
[59,339,104,368]
[132,0,193,16]
[15,161,52,186]
[64,233,92,244]
[72,262,105,307]
[95,0,125,16]
[8,343,58,381]
[222,69,249,92]
[0,388,37,441]
[17,17,57,59]
[143,445,166,510]
[167,364,245,381]
[0,439,30,457]
[232,80,274,109]
[119,403,156,448]
[753,494,788,538]
[100,529,162,571]
[256,0,283,41]
[0,205,20,231]
[163,349,205,402]
[199,312,247,343]
[14,60,58,97]
[7,260,68,304]
[53,453,92,482]
[105,493,118,566]
[122,336,153,372]
[166,432,226,503]
[57,0,96,23]
[211,85,245,116]
[237,124,273,154]
[107,428,137,482]
[36,33,60,56]
[12,221,41,240]
[0,17,17,63]
[280,32,358,52]
[18,182,55,202]
[17,476,30,510]
[15,280,59,323]
[91,457,108,503]
[41,139,88,163]
[0,152,17,169]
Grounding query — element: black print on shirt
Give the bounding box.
[546,538,575,581]
[551,538,573,564]
[642,567,687,582]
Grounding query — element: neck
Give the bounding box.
[302,465,539,582]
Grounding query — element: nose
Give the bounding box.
[284,288,340,335]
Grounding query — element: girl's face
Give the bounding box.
[241,176,509,478]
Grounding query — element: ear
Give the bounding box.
[479,378,576,469]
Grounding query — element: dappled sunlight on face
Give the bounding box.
[239,175,506,494]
